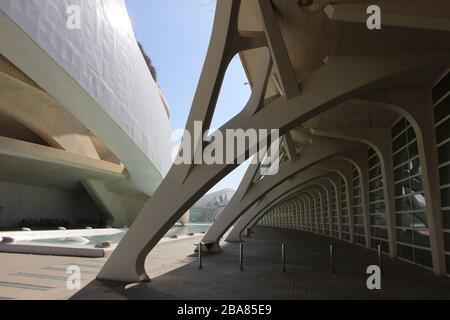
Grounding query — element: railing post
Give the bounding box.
[198,242,203,270]
[330,243,335,274]
[378,244,383,273]
[240,243,244,271]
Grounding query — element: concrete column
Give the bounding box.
[307,191,318,234]
[346,166,355,243]
[311,127,399,257]
[361,89,446,274]
[328,174,343,239]
[317,160,354,242]
[319,179,334,237]
[294,199,302,230]
[411,94,446,274]
[375,133,398,258]
[339,148,372,249]
[314,187,327,235]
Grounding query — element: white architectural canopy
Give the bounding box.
[96,0,450,283]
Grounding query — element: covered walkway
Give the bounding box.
[72,227,450,300]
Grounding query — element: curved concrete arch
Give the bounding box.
[224,168,332,242]
[278,203,288,229]
[248,183,324,236]
[97,0,450,281]
[230,177,328,242]
[335,150,371,249]
[285,201,295,229]
[202,138,361,250]
[313,178,335,235]
[309,172,345,239]
[292,198,303,230]
[246,163,350,244]
[274,198,301,230]
[291,197,300,229]
[312,91,447,271]
[311,183,331,235]
[316,159,355,242]
[323,174,343,239]
[308,188,323,234]
[291,182,331,234]
[300,194,312,232]
[297,195,309,231]
[311,127,397,253]
[303,190,317,233]
[301,191,317,233]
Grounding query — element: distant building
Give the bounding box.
[189,189,235,224]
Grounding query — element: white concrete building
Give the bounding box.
[0,0,172,228]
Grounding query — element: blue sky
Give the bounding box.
[125,0,250,192]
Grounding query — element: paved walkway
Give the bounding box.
[0,236,202,300]
[72,227,450,300]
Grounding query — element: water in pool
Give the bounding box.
[31,224,211,246]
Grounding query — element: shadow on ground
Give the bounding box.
[71,227,450,300]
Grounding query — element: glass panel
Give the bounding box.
[370,202,385,213]
[369,156,380,168]
[442,188,450,208]
[409,158,421,176]
[397,213,413,228]
[407,127,416,141]
[438,142,450,164]
[411,176,424,193]
[439,165,450,185]
[414,230,431,247]
[408,142,419,158]
[414,248,433,268]
[443,232,450,252]
[369,166,381,179]
[395,180,410,196]
[413,211,428,228]
[392,118,406,138]
[396,197,412,212]
[394,147,409,166]
[432,72,449,103]
[443,210,450,229]
[411,194,426,211]
[446,255,450,274]
[434,94,450,123]
[436,118,450,144]
[398,244,414,261]
[370,177,383,190]
[370,190,384,202]
[393,132,407,151]
[394,164,410,181]
[354,216,364,225]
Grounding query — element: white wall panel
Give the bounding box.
[0,0,173,194]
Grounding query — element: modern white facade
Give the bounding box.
[0,0,172,227]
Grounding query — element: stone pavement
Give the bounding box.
[0,235,202,300]
[72,227,450,300]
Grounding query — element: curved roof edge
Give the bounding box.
[0,0,173,195]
